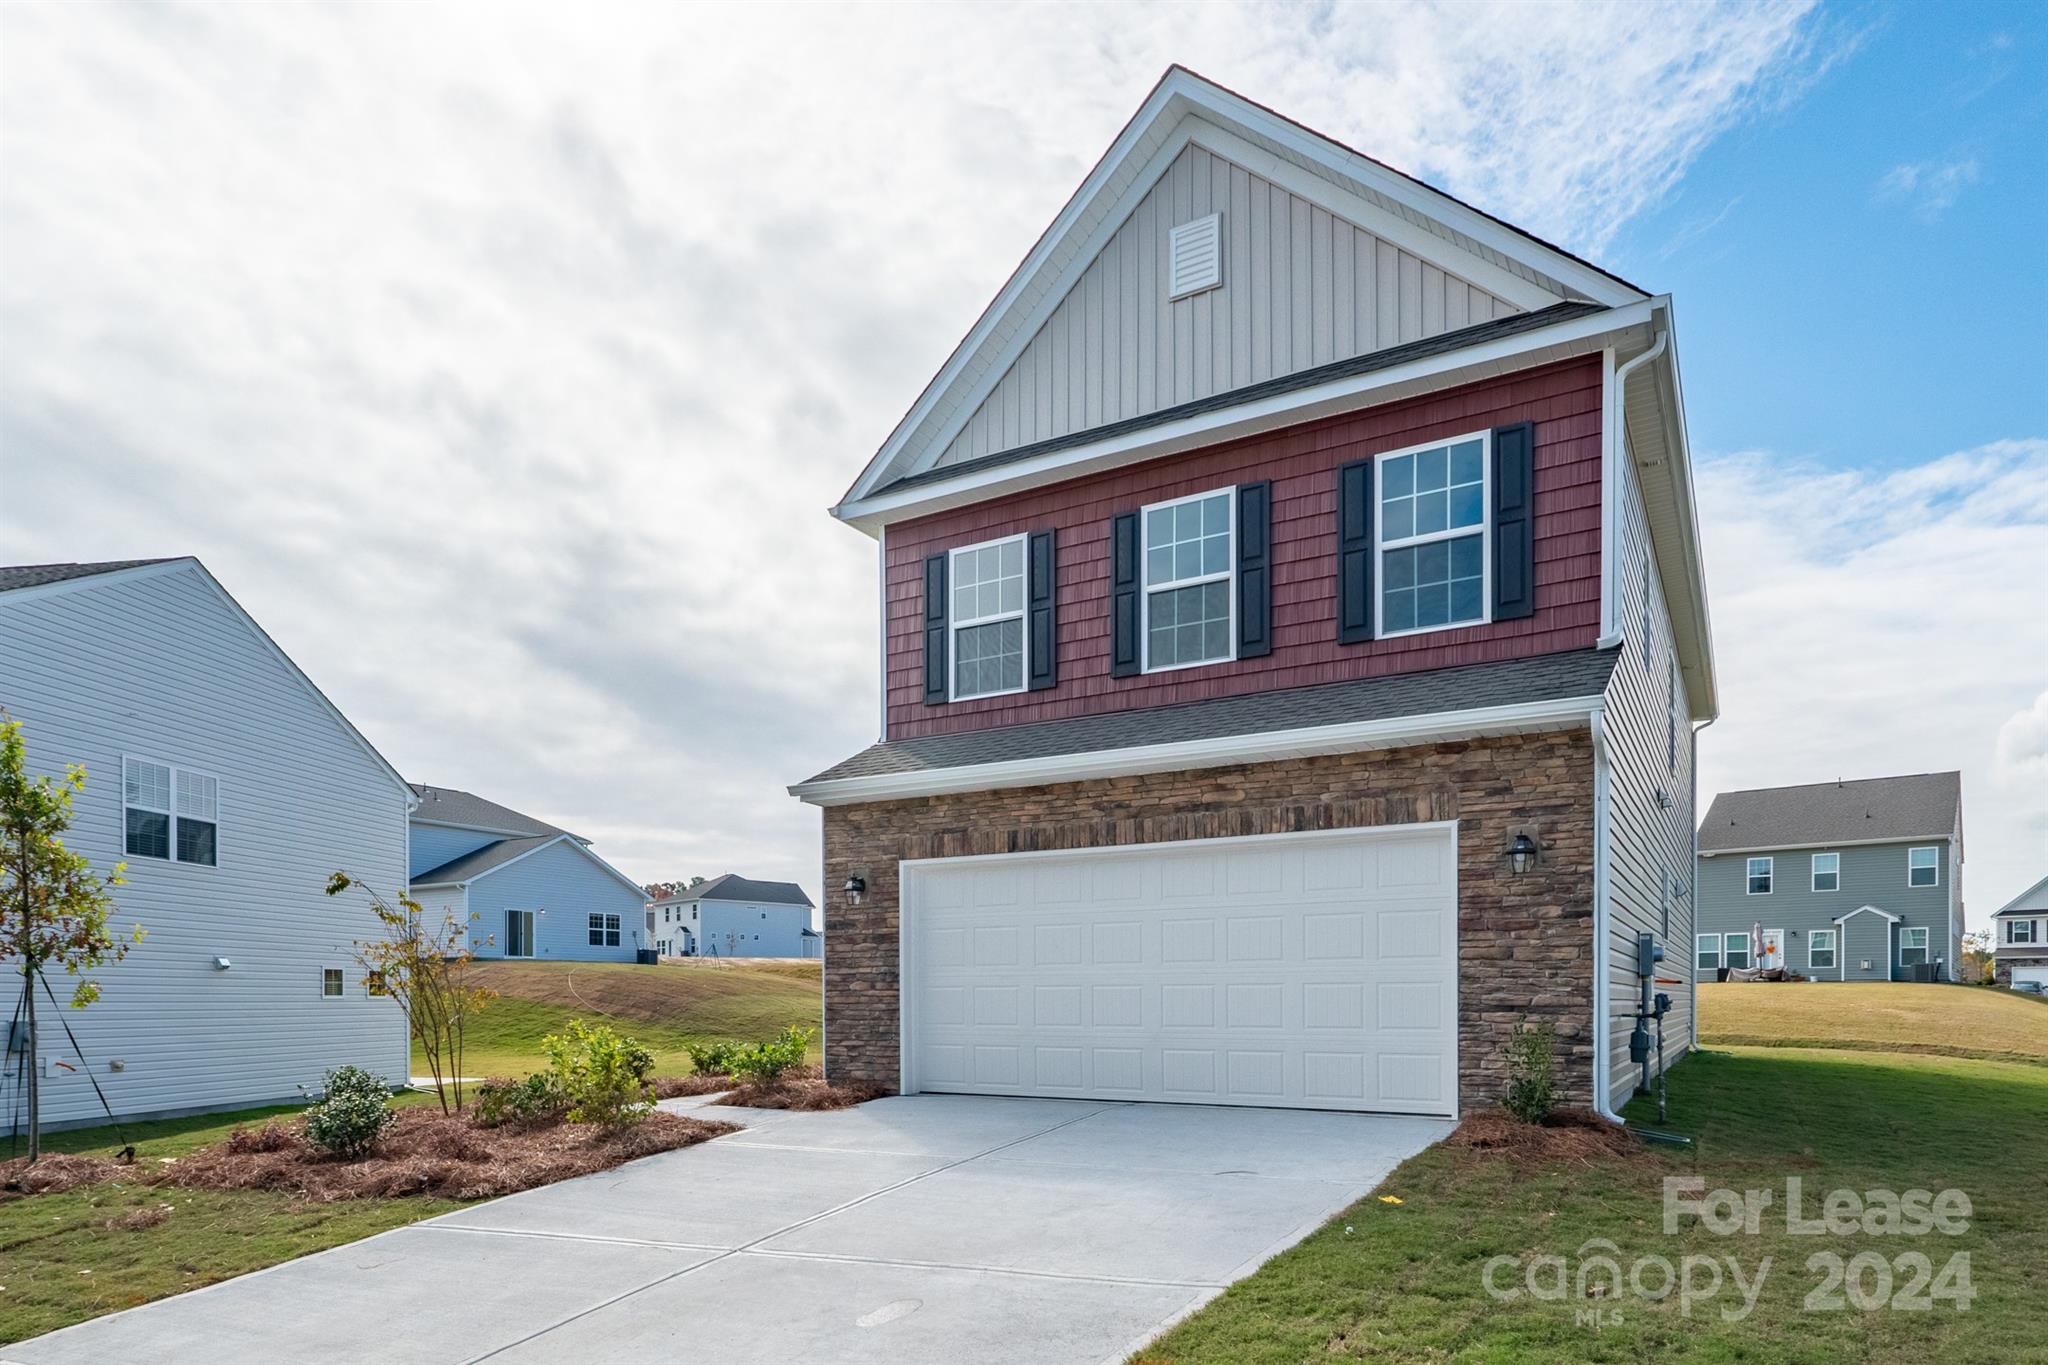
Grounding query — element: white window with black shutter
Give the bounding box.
[1336,423,1534,644]
[923,530,1058,704]
[1107,484,1270,678]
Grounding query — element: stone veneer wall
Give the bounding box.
[1993,956,2047,988]
[819,728,1597,1112]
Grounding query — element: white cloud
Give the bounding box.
[1,2,1833,897]
[1695,440,2048,919]
[1876,158,1982,219]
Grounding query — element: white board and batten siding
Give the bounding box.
[0,564,411,1127]
[1600,438,1697,1108]
[901,826,1460,1116]
[934,142,1520,469]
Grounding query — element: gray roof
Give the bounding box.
[803,648,1618,784]
[0,560,178,593]
[876,302,1606,495]
[408,783,577,840]
[662,873,815,909]
[1697,772,1962,854]
[411,834,561,886]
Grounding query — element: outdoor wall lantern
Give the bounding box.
[843,876,867,906]
[1506,832,1540,875]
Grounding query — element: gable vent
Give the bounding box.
[1168,212,1222,298]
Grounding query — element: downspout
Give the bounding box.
[1688,714,1717,1053]
[1597,327,1670,648]
[1590,708,1623,1124]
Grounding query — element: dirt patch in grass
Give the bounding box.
[653,1067,883,1112]
[102,1202,173,1232]
[1445,1108,1643,1163]
[155,1107,737,1202]
[0,1153,136,1197]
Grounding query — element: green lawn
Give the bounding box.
[1698,980,2048,1066]
[1137,1047,2044,1363]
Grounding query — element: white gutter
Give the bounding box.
[1590,708,1624,1125]
[1596,323,1668,648]
[790,694,1605,807]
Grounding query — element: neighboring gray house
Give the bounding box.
[650,874,818,959]
[1990,872,2048,990]
[409,785,652,962]
[1695,772,1963,984]
[0,559,412,1128]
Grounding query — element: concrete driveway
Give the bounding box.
[10,1094,1450,1364]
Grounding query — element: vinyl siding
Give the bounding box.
[409,823,501,878]
[462,839,647,963]
[1600,429,1696,1108]
[889,357,1602,739]
[933,143,1519,470]
[0,565,411,1126]
[694,901,815,958]
[1694,840,1958,982]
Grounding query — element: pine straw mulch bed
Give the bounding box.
[2,1107,738,1205]
[1445,1108,1645,1163]
[652,1066,883,1111]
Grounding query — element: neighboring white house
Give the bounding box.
[1991,872,2048,991]
[0,559,413,1129]
[651,874,818,958]
[409,784,653,962]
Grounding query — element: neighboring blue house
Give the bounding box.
[650,874,818,959]
[1695,772,1963,984]
[408,785,651,962]
[0,559,412,1128]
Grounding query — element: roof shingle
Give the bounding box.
[657,874,813,908]
[408,784,576,841]
[0,560,178,593]
[1697,772,1962,854]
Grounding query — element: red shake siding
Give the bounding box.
[885,356,1602,740]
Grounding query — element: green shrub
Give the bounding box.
[725,1026,812,1086]
[541,1019,655,1127]
[683,1039,743,1076]
[473,1072,569,1128]
[303,1065,396,1158]
[1502,1018,1557,1124]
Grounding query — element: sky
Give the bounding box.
[2,1,2043,921]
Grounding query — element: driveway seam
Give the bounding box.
[461,1101,1129,1364]
[417,1223,731,1254]
[740,1244,1225,1291]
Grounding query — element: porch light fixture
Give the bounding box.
[1506,832,1540,875]
[843,876,866,906]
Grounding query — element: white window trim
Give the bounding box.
[1372,429,1492,642]
[1746,856,1773,895]
[1140,486,1237,675]
[1695,933,1721,970]
[1723,931,1753,969]
[2009,919,2040,946]
[1811,852,1840,893]
[320,967,346,1000]
[587,912,623,948]
[1907,845,1940,888]
[1808,928,1838,971]
[1899,926,1930,965]
[122,753,222,868]
[947,532,1030,702]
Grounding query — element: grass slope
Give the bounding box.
[1138,1048,2045,1363]
[420,958,822,1078]
[1698,981,2048,1065]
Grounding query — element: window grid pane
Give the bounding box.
[176,772,217,820]
[954,618,1024,699]
[1144,493,1231,590]
[176,819,218,866]
[1147,581,1231,669]
[126,808,170,860]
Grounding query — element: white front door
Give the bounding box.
[1760,929,1784,970]
[901,825,1459,1117]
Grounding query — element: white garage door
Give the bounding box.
[2013,966,2048,989]
[901,825,1459,1116]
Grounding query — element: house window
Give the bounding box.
[365,970,389,997]
[1377,435,1488,636]
[1900,927,1929,966]
[1812,853,1840,893]
[1142,489,1234,671]
[1808,929,1838,971]
[321,968,345,999]
[123,757,218,866]
[2010,920,2040,946]
[1746,857,1773,895]
[1907,846,1938,888]
[1724,932,1752,970]
[949,534,1028,699]
[588,913,622,947]
[1695,934,1720,970]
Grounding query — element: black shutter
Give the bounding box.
[1492,421,1536,621]
[1236,481,1272,658]
[1110,512,1140,678]
[1336,457,1374,644]
[922,552,948,704]
[1028,530,1057,691]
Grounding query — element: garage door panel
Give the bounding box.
[906,829,1458,1116]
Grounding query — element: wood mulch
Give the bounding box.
[1445,1108,1645,1162]
[652,1067,882,1112]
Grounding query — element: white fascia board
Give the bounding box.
[409,816,549,839]
[1835,905,1903,925]
[1649,300,1717,721]
[1699,834,1955,858]
[836,299,1656,535]
[791,694,1603,807]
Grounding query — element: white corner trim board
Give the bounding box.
[790,694,1606,806]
